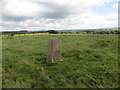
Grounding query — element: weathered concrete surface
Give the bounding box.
[46,38,62,63]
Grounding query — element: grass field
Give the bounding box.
[2,34,118,88]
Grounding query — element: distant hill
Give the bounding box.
[1,27,118,33]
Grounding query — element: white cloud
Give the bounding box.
[2,0,113,18]
[2,12,117,30]
[59,12,117,29]
[113,3,118,8]
[2,0,52,17]
[1,0,118,30]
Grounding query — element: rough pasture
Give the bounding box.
[2,34,118,88]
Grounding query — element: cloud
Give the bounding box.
[69,12,118,29]
[2,0,52,21]
[113,3,118,8]
[2,0,113,20]
[37,2,71,19]
[1,0,118,30]
[2,12,117,30]
[2,0,47,17]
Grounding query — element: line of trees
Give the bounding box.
[2,30,59,35]
[59,30,120,34]
[2,29,120,36]
[80,30,120,34]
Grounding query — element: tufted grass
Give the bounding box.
[2,34,118,88]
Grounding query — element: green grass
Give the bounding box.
[2,34,118,88]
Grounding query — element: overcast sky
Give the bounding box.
[0,0,119,31]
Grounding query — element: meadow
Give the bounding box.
[2,34,118,88]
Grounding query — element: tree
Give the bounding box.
[47,30,58,34]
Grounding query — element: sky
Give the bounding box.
[0,0,119,31]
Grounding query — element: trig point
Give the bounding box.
[46,38,62,63]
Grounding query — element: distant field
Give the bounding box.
[2,34,118,88]
[2,33,83,37]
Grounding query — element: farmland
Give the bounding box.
[2,34,118,88]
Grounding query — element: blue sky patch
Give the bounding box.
[92,0,118,15]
